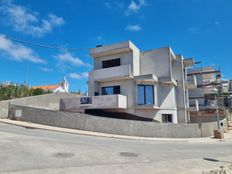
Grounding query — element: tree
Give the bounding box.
[0,83,52,101]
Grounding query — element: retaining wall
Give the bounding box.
[0,93,78,118]
[190,115,226,123]
[8,104,228,138]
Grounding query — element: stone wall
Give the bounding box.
[8,104,228,138]
[0,93,78,118]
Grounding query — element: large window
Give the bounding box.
[102,58,120,68]
[102,86,120,95]
[137,85,154,105]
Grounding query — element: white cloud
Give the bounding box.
[125,24,141,31]
[104,1,146,16]
[39,67,53,72]
[0,34,45,63]
[69,72,89,80]
[0,0,65,37]
[55,52,91,67]
[125,0,146,15]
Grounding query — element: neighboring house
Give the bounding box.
[223,80,232,109]
[187,66,225,122]
[61,41,197,123]
[32,77,69,93]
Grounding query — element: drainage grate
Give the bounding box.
[119,152,138,157]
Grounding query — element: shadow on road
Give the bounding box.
[203,158,232,164]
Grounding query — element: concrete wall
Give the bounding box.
[131,43,140,76]
[60,95,127,112]
[8,104,227,138]
[190,115,227,123]
[0,93,78,118]
[90,65,132,81]
[158,85,176,108]
[94,51,133,70]
[91,41,140,76]
[140,48,171,78]
[172,55,188,123]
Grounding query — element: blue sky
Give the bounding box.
[0,0,231,92]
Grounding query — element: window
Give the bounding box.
[102,58,120,68]
[162,114,172,123]
[102,86,120,95]
[137,85,154,105]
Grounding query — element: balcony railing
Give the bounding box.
[189,99,224,110]
[90,65,132,82]
[188,99,199,112]
[60,94,127,112]
[186,75,197,88]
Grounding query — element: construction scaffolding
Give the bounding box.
[187,66,225,122]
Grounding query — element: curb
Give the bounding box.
[0,118,223,142]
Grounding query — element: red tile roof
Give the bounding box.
[32,84,60,91]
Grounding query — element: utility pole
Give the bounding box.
[216,99,220,130]
[215,67,222,130]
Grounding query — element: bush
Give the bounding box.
[0,84,51,101]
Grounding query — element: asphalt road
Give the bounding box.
[0,122,232,174]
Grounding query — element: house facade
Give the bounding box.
[84,41,197,123]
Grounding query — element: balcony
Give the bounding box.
[90,65,132,82]
[186,75,197,88]
[199,100,218,110]
[60,95,127,112]
[183,58,195,67]
[188,99,199,112]
[134,104,159,110]
[134,74,158,83]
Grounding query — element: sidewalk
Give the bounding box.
[0,118,231,142]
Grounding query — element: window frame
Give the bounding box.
[162,114,173,123]
[101,86,120,95]
[137,84,154,105]
[102,58,121,69]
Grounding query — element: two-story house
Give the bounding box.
[60,41,197,123]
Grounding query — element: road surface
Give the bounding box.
[0,122,232,174]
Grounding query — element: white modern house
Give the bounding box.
[60,41,198,123]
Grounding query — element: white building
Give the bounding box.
[32,77,69,93]
[61,41,197,123]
